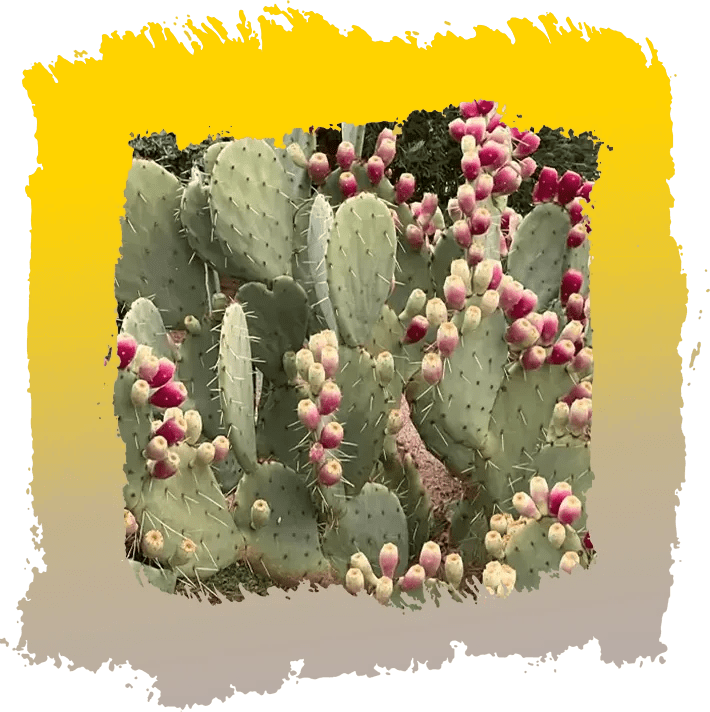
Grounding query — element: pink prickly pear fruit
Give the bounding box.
[448,259,470,289]
[400,288,427,321]
[117,334,137,369]
[561,381,593,407]
[459,102,480,119]
[212,435,230,463]
[512,131,541,159]
[376,128,396,149]
[138,356,160,383]
[583,531,594,549]
[560,551,580,574]
[556,170,584,206]
[490,514,509,535]
[395,173,416,203]
[336,141,356,171]
[547,339,576,365]
[461,151,481,181]
[470,208,491,236]
[320,345,340,379]
[569,398,592,431]
[487,124,507,143]
[319,458,342,487]
[526,312,544,334]
[462,305,482,334]
[567,224,587,248]
[505,319,540,349]
[421,352,444,385]
[339,171,358,199]
[309,332,327,360]
[405,224,425,251]
[548,482,573,517]
[147,357,177,388]
[124,509,138,537]
[521,345,547,371]
[376,138,397,167]
[444,275,467,310]
[519,156,537,179]
[155,415,187,446]
[426,298,448,327]
[477,100,495,115]
[379,543,399,579]
[532,167,559,203]
[309,442,326,464]
[478,140,509,170]
[403,314,429,344]
[513,491,542,520]
[365,155,384,186]
[420,192,439,218]
[467,242,486,267]
[492,163,522,195]
[151,451,180,479]
[149,381,187,409]
[457,183,476,216]
[296,348,315,378]
[448,117,466,142]
[538,311,559,346]
[484,530,505,558]
[488,261,503,290]
[145,435,169,461]
[464,117,487,144]
[499,234,509,257]
[565,294,586,321]
[578,181,594,202]
[486,112,503,131]
[571,347,594,376]
[419,541,442,577]
[307,152,330,185]
[558,320,585,344]
[317,381,342,416]
[529,476,550,516]
[141,530,164,558]
[568,198,584,226]
[557,496,583,526]
[508,289,538,319]
[461,135,477,154]
[297,398,321,431]
[320,421,344,449]
[195,442,216,466]
[453,219,473,249]
[400,564,426,591]
[375,576,394,605]
[480,290,500,318]
[474,173,494,201]
[437,321,460,358]
[498,280,524,312]
[560,269,584,305]
[447,198,463,222]
[309,364,326,394]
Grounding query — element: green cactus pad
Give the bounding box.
[117,159,207,329]
[449,491,492,565]
[506,203,572,311]
[126,441,243,579]
[237,276,310,384]
[503,516,585,591]
[415,307,508,453]
[478,362,578,507]
[333,345,397,496]
[176,316,223,439]
[218,302,257,474]
[326,193,397,347]
[114,368,154,484]
[232,462,331,584]
[322,482,410,580]
[203,140,230,176]
[272,127,316,202]
[128,560,178,594]
[307,193,339,335]
[180,167,226,270]
[120,297,177,361]
[210,138,295,283]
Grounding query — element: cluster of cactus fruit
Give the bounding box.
[116,98,595,603]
